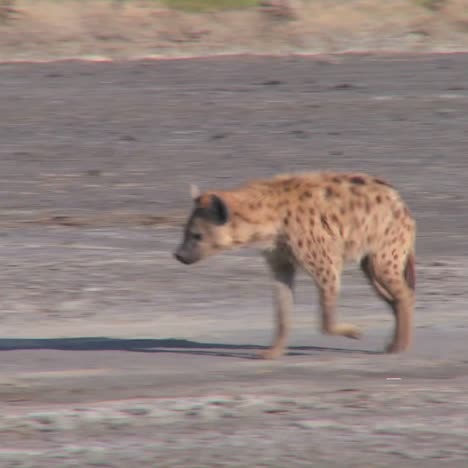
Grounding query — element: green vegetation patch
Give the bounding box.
[413,0,447,11]
[160,0,259,13]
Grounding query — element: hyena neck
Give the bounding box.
[224,188,282,248]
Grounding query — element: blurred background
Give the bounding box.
[1,1,468,467]
[0,0,468,60]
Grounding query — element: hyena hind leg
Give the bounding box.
[360,255,393,303]
[362,252,415,353]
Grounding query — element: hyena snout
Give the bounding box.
[173,245,199,265]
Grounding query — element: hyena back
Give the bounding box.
[174,172,416,359]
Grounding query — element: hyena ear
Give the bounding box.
[209,194,229,225]
[190,184,201,200]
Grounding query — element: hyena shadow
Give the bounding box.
[0,337,380,359]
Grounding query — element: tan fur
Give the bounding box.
[175,171,416,358]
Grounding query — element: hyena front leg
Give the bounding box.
[312,258,362,340]
[259,250,296,359]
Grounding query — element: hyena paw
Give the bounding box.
[385,340,410,354]
[333,323,362,340]
[257,346,285,360]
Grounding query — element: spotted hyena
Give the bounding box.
[174,172,416,359]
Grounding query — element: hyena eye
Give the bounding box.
[192,233,203,241]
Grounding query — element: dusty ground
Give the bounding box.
[0,53,468,466]
[1,0,468,61]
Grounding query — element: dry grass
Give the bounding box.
[0,0,467,60]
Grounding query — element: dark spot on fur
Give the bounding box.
[248,203,255,210]
[303,190,312,198]
[376,195,382,204]
[250,233,263,242]
[345,240,356,250]
[284,217,289,226]
[325,186,335,198]
[350,186,363,197]
[332,177,342,184]
[320,215,333,235]
[309,207,315,216]
[350,176,366,185]
[298,240,303,248]
[374,178,391,187]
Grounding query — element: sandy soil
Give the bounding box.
[0,53,468,466]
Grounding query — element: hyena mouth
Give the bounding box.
[173,252,195,265]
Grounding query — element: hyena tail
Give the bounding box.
[404,250,416,291]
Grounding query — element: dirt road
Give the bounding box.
[1,53,468,467]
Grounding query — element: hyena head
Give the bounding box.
[174,185,232,265]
